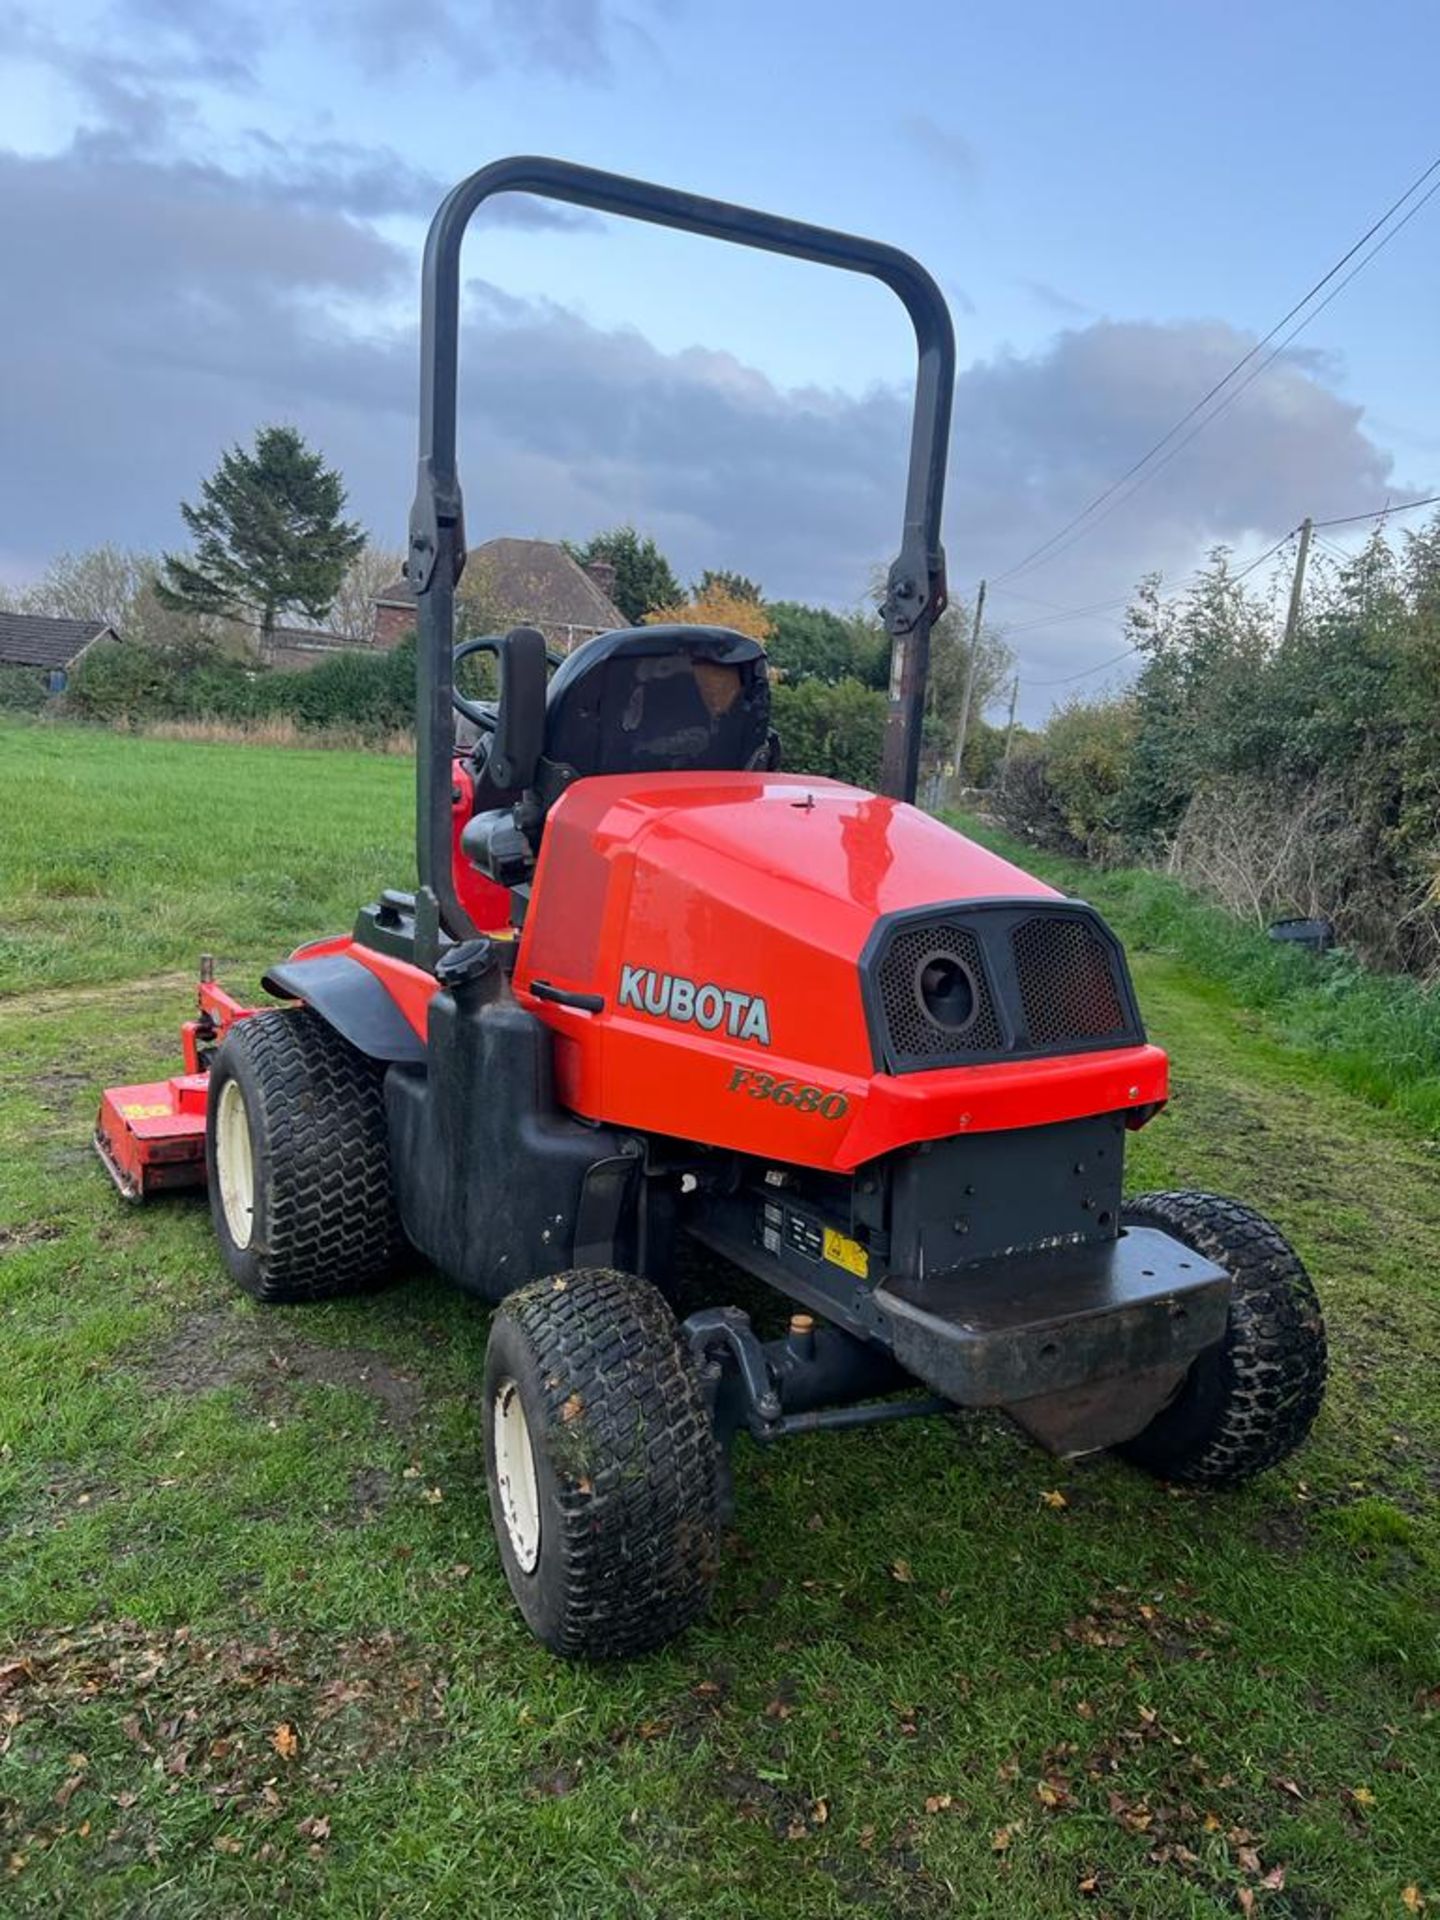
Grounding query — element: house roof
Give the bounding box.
[375,537,625,634]
[0,612,115,669]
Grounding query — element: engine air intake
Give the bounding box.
[861,899,1143,1075]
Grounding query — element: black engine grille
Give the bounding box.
[862,899,1143,1074]
[1012,914,1127,1046]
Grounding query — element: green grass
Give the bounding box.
[1,723,1437,1918]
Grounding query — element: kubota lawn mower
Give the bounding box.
[96,158,1327,1658]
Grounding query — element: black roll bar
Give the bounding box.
[409,156,956,944]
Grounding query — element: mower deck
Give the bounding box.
[94,1074,209,1201]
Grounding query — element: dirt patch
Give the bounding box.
[141,1306,425,1432]
[0,1221,64,1255]
[0,969,195,1020]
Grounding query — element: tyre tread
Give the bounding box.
[1120,1190,1326,1486]
[211,1007,401,1303]
[493,1268,718,1658]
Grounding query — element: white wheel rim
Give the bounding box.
[215,1078,256,1251]
[492,1377,542,1573]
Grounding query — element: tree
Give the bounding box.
[14,545,151,632]
[158,426,364,643]
[645,582,773,642]
[694,568,762,605]
[765,601,887,688]
[925,597,1014,742]
[564,526,680,624]
[324,544,407,641]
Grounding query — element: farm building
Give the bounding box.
[0,611,119,691]
[373,537,625,651]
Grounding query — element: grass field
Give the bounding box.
[1,720,1437,1919]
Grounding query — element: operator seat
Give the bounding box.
[535,623,774,802]
[460,624,776,890]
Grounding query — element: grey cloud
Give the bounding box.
[1020,277,1092,319]
[311,0,626,82]
[236,130,597,227]
[903,114,981,184]
[0,139,1406,718]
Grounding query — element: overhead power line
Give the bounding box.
[1312,491,1440,529]
[991,152,1440,587]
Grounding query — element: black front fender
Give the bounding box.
[263,954,427,1065]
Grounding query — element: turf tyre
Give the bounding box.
[1118,1191,1326,1486]
[483,1268,720,1659]
[206,1006,402,1304]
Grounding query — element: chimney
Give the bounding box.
[583,558,617,602]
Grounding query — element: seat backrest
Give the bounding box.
[538,625,772,795]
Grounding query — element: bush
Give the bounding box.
[0,666,49,713]
[771,677,885,787]
[65,634,418,741]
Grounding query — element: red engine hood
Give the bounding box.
[545,771,1058,956]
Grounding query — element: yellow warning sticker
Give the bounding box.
[823,1227,869,1279]
[119,1102,172,1119]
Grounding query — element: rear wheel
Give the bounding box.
[482,1268,720,1658]
[206,1007,402,1303]
[1118,1191,1326,1486]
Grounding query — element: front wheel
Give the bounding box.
[482,1268,720,1658]
[1118,1191,1327,1486]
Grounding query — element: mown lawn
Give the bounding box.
[1,720,1436,1919]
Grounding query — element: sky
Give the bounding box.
[2,0,1437,719]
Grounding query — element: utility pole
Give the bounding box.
[952,577,986,790]
[998,676,1019,792]
[1282,517,1313,646]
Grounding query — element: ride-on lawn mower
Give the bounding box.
[96,158,1327,1658]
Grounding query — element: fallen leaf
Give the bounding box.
[764,1699,793,1721]
[1238,1891,1254,1917]
[213,1835,242,1855]
[1261,1866,1287,1891]
[560,1393,584,1423]
[890,1559,915,1584]
[54,1775,84,1810]
[811,1799,828,1826]
[785,1819,808,1842]
[1350,1785,1377,1808]
[1238,1846,1262,1875]
[271,1723,298,1761]
[1040,1489,1068,1509]
[924,1794,952,1814]
[1401,1887,1424,1914]
[421,1486,444,1505]
[858,1824,876,1851]
[296,1814,331,1843]
[992,1826,1013,1853]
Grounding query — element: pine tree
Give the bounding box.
[159,426,365,642]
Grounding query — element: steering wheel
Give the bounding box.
[452,635,565,732]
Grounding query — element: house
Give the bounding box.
[0,612,119,692]
[259,624,369,672]
[373,537,626,652]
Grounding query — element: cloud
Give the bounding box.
[0,134,1406,718]
[903,114,981,184]
[1019,277,1092,319]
